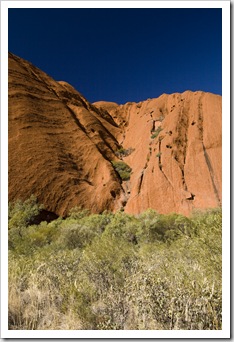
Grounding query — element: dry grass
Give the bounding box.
[9,270,83,330]
[8,205,222,330]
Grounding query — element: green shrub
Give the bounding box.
[8,196,45,253]
[103,211,140,244]
[115,147,135,158]
[8,195,43,231]
[137,213,194,244]
[111,161,132,181]
[26,222,58,247]
[151,126,163,139]
[79,212,113,233]
[58,223,98,249]
[67,206,90,219]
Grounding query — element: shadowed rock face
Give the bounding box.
[8,52,222,216]
[8,53,124,216]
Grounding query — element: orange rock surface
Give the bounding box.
[8,53,222,216]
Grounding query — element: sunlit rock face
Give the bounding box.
[9,52,221,216]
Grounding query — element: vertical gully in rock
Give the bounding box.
[198,95,221,205]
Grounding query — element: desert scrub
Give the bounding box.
[102,211,140,244]
[8,198,222,330]
[77,235,138,329]
[8,196,46,254]
[8,195,43,230]
[115,147,135,158]
[137,212,194,244]
[8,249,83,330]
[151,126,163,139]
[67,206,90,220]
[111,161,132,181]
[124,254,221,329]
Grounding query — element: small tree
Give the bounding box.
[111,161,132,181]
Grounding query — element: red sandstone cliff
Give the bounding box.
[8,53,222,216]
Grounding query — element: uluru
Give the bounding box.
[8,52,222,217]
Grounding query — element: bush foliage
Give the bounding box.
[151,126,163,139]
[8,200,222,330]
[115,147,135,158]
[111,161,132,181]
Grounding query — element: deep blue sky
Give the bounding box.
[8,8,222,104]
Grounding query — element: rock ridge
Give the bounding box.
[8,53,222,216]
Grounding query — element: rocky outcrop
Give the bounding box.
[9,53,222,216]
[95,91,222,215]
[8,53,124,216]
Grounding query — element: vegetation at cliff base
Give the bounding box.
[8,197,222,330]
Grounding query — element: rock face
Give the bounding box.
[8,53,222,216]
[8,53,123,216]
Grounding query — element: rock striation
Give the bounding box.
[8,52,222,217]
